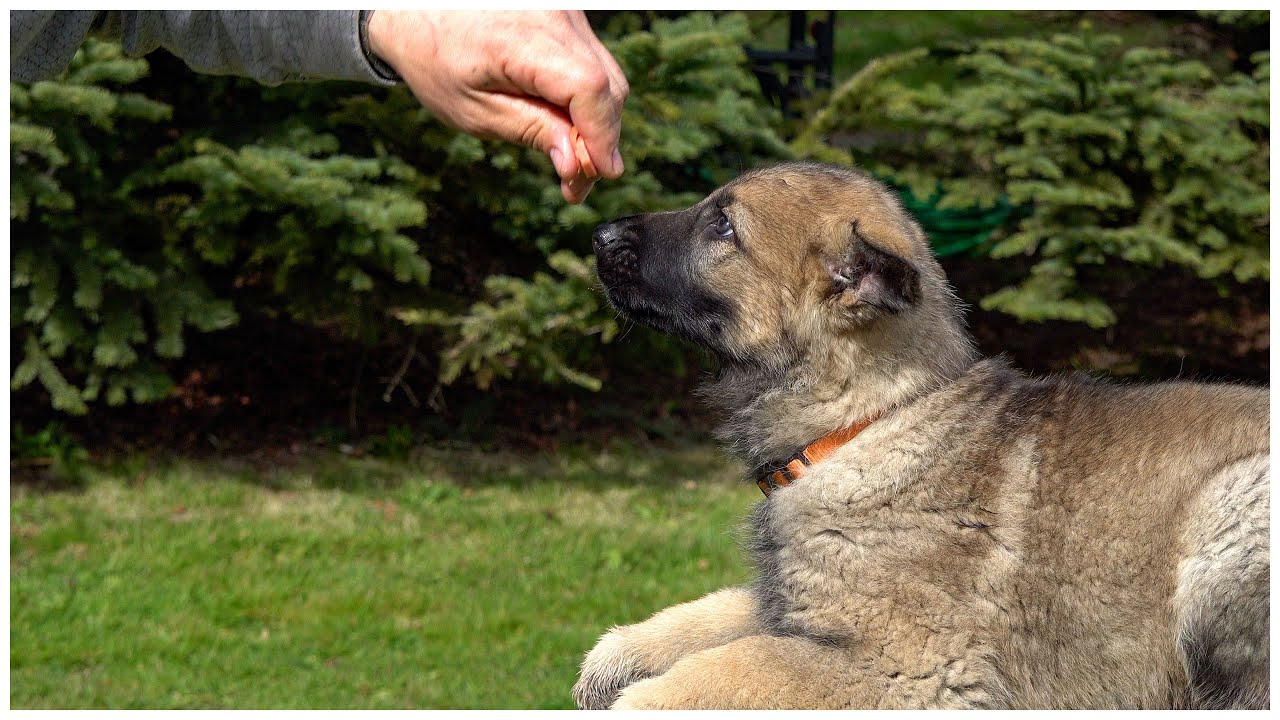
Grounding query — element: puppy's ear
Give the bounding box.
[825,222,921,323]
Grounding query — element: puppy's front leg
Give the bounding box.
[611,634,1001,710]
[610,634,857,709]
[572,586,760,709]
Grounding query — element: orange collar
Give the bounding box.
[756,416,877,496]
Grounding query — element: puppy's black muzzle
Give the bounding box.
[592,218,632,251]
[593,216,642,288]
[591,211,737,353]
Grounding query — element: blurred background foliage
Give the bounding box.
[10,10,1269,451]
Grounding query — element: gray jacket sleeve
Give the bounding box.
[10,10,398,86]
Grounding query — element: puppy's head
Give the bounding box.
[594,162,944,370]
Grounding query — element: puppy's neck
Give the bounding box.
[704,300,979,468]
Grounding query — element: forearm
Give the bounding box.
[11,10,396,86]
[10,10,100,82]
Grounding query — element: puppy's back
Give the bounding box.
[985,372,1268,708]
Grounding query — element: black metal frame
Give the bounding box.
[744,11,836,117]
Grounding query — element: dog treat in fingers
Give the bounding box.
[570,127,599,180]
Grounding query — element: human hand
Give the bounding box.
[365,10,629,203]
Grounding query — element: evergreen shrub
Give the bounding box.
[797,31,1269,328]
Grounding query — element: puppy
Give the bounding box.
[574,162,1269,709]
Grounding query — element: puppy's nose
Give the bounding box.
[592,222,627,251]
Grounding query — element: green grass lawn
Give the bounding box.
[10,443,758,708]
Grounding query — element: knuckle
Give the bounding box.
[580,68,611,97]
[518,122,542,149]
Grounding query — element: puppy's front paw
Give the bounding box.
[572,631,652,710]
[609,676,660,707]
[610,678,671,710]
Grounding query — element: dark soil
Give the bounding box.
[9,314,718,460]
[943,255,1270,385]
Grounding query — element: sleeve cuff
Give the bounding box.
[272,9,400,86]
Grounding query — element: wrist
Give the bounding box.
[359,10,402,82]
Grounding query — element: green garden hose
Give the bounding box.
[895,185,1024,258]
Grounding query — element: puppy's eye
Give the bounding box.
[711,212,734,239]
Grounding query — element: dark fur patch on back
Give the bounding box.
[1178,624,1270,709]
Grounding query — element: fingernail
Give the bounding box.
[611,149,624,176]
[567,175,596,203]
[549,147,570,178]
